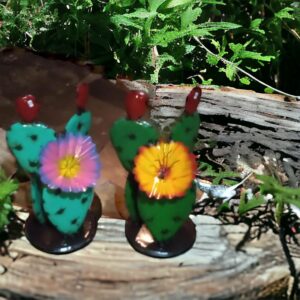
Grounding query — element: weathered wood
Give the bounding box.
[0,215,298,300]
[149,85,300,186]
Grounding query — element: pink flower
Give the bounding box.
[40,133,100,192]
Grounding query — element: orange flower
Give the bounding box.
[133,141,196,199]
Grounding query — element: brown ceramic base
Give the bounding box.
[90,195,102,221]
[24,196,101,255]
[125,218,196,258]
[25,211,97,254]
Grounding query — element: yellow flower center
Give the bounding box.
[133,141,196,199]
[58,155,80,178]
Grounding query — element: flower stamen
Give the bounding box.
[58,155,80,178]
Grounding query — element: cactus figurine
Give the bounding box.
[6,84,102,254]
[110,87,201,258]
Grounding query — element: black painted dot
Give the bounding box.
[116,146,123,153]
[29,160,40,168]
[30,134,38,141]
[147,139,155,145]
[56,208,65,215]
[173,216,182,222]
[71,218,78,225]
[185,127,192,133]
[81,197,88,204]
[128,133,136,140]
[77,122,83,131]
[54,189,61,195]
[14,144,23,151]
[161,229,170,235]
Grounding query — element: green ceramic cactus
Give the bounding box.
[170,113,200,151]
[110,118,159,171]
[65,111,92,135]
[125,174,140,222]
[6,123,56,174]
[137,184,196,242]
[110,88,202,252]
[6,86,101,254]
[30,176,47,224]
[42,187,94,234]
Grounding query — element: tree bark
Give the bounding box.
[0,215,298,300]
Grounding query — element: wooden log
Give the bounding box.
[0,215,298,300]
[149,85,300,186]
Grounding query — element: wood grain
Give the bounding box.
[149,84,300,186]
[0,215,297,300]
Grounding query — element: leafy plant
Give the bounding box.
[256,175,300,224]
[0,169,18,231]
[0,0,299,92]
[238,192,265,216]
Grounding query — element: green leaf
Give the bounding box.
[0,180,18,200]
[122,9,157,19]
[250,18,265,34]
[211,39,221,52]
[201,78,213,85]
[148,0,166,12]
[275,7,294,20]
[185,44,195,54]
[229,43,274,62]
[202,0,225,4]
[264,87,274,94]
[189,28,213,37]
[150,26,210,47]
[240,76,251,85]
[181,5,202,30]
[160,0,194,10]
[199,21,241,31]
[217,201,230,213]
[110,15,143,30]
[206,53,219,66]
[256,175,300,206]
[220,63,238,81]
[238,193,265,215]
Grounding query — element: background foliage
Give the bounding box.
[0,0,299,93]
[0,169,17,231]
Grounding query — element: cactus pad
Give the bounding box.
[110,118,159,171]
[137,184,196,242]
[65,111,92,135]
[6,123,56,174]
[30,176,46,224]
[42,187,94,234]
[125,174,140,222]
[170,113,200,151]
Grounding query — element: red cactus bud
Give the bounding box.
[125,90,149,120]
[185,86,202,114]
[76,83,89,109]
[16,94,40,123]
